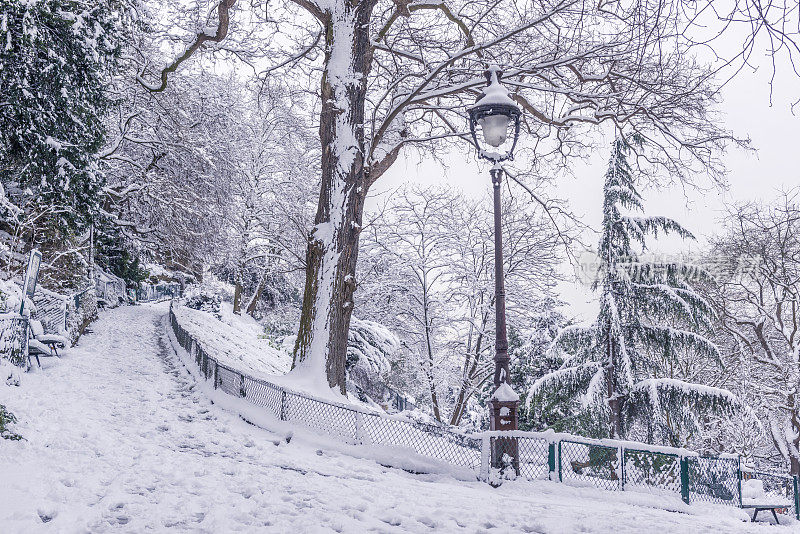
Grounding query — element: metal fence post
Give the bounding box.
[620,447,625,491]
[680,457,690,504]
[280,390,287,421]
[239,373,246,398]
[213,360,219,389]
[736,456,742,507]
[558,441,563,482]
[548,442,556,481]
[354,411,368,445]
[480,435,491,482]
[794,475,800,521]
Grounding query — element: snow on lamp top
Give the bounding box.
[468,65,521,161]
[473,65,517,108]
[491,382,520,402]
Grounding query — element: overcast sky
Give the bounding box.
[375,50,800,322]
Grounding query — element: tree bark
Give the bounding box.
[233,280,243,315]
[790,393,800,476]
[422,286,442,422]
[450,313,488,426]
[292,0,375,394]
[606,329,622,439]
[245,271,267,317]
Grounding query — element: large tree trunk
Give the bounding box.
[292,0,375,394]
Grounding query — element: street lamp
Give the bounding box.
[468,65,521,436]
[468,65,521,164]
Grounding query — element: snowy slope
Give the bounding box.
[0,304,787,532]
[172,302,292,376]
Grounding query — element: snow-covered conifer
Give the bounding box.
[532,136,736,441]
[0,0,132,235]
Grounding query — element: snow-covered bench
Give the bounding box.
[27,319,68,367]
[740,478,793,524]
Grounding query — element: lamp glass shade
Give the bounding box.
[478,113,510,148]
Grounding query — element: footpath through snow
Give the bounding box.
[0,304,784,532]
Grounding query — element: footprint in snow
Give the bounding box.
[380,516,402,527]
[417,516,437,529]
[37,509,57,523]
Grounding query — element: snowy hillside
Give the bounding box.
[172,302,292,376]
[0,304,786,532]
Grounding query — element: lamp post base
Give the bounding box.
[489,398,520,477]
[488,398,519,431]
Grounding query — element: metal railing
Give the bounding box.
[139,283,182,303]
[169,304,799,520]
[170,306,482,470]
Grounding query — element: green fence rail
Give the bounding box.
[497,434,749,509]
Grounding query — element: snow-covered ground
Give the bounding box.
[0,303,789,532]
[173,302,292,375]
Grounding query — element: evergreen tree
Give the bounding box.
[508,300,570,431]
[0,0,131,236]
[94,222,149,288]
[532,136,737,442]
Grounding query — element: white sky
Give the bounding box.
[375,55,800,322]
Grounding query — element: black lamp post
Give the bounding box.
[468,65,521,434]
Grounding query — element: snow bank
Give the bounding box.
[172,302,292,376]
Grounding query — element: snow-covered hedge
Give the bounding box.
[0,280,28,373]
[184,291,222,319]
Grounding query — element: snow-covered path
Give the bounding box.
[0,304,784,532]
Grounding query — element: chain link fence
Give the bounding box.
[169,304,799,520]
[170,306,481,470]
[560,440,622,491]
[685,456,741,507]
[624,448,680,495]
